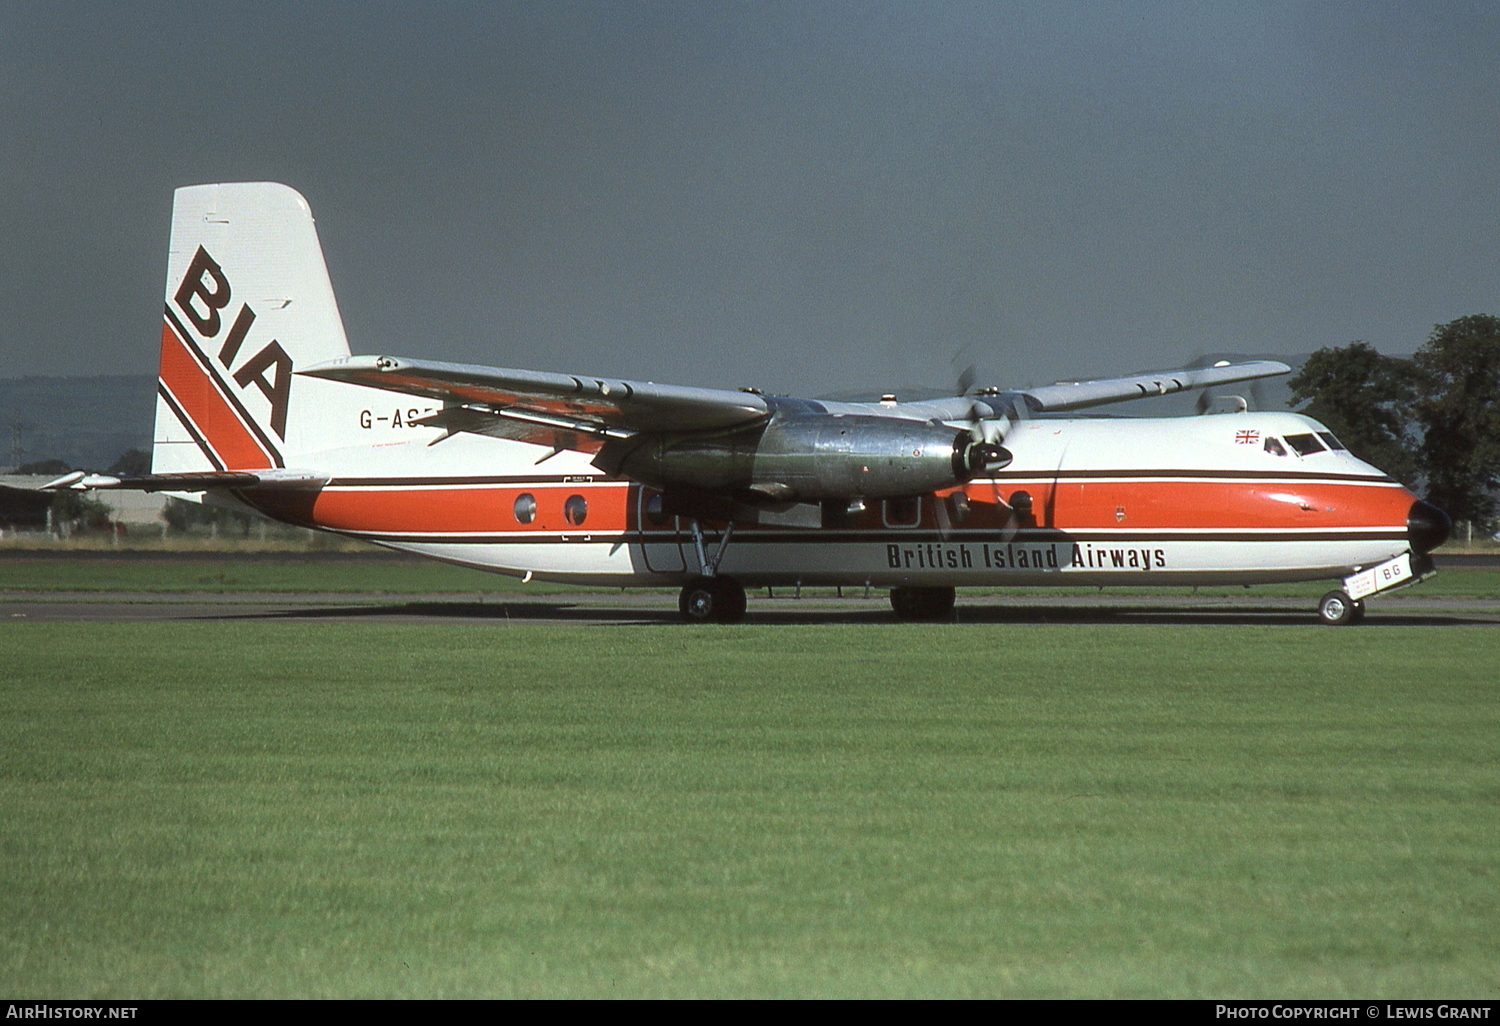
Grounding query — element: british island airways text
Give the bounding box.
[887,541,1167,571]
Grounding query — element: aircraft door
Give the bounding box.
[635,486,687,573]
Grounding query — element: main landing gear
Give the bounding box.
[890,585,956,622]
[1317,590,1366,627]
[679,575,748,624]
[677,519,747,623]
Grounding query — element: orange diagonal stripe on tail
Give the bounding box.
[158,319,276,470]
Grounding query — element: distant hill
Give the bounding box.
[0,376,155,471]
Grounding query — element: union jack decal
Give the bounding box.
[1235,430,1260,444]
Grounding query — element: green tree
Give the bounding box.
[1287,342,1420,485]
[48,490,111,532]
[1414,314,1500,530]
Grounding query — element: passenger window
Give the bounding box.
[1284,433,1326,456]
[513,493,536,524]
[1317,431,1347,451]
[1264,438,1287,457]
[564,494,588,526]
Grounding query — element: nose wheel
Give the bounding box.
[679,575,747,623]
[1317,590,1365,626]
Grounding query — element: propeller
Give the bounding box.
[948,360,1023,537]
[946,349,1042,541]
[956,362,977,397]
[954,363,1013,472]
[953,359,1006,439]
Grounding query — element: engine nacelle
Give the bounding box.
[603,414,1010,502]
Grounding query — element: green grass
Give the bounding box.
[2,623,1498,997]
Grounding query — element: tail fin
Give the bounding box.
[153,183,352,473]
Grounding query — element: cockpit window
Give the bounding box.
[1317,431,1346,451]
[1264,437,1287,457]
[1284,433,1326,456]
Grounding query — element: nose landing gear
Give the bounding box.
[1317,590,1365,626]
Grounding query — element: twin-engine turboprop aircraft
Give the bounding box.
[51,182,1451,624]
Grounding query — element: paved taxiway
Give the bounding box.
[5,590,1500,626]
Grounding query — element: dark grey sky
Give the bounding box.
[2,1,1497,395]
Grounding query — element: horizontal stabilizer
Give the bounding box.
[44,469,329,492]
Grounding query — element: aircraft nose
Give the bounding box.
[1407,500,1452,555]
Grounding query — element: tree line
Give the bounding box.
[1289,314,1500,532]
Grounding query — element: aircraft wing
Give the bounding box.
[299,354,1288,442]
[44,470,329,492]
[299,355,771,435]
[1008,360,1291,413]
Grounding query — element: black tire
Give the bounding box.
[678,575,747,624]
[679,576,718,623]
[1318,590,1357,626]
[1350,599,1366,624]
[890,586,957,622]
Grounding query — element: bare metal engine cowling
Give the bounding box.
[596,414,1008,502]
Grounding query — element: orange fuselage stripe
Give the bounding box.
[308,484,633,534]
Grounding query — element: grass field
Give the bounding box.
[2,622,1498,997]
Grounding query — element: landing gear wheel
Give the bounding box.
[890,586,957,622]
[680,577,717,623]
[1317,590,1358,626]
[1351,599,1366,624]
[678,576,747,624]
